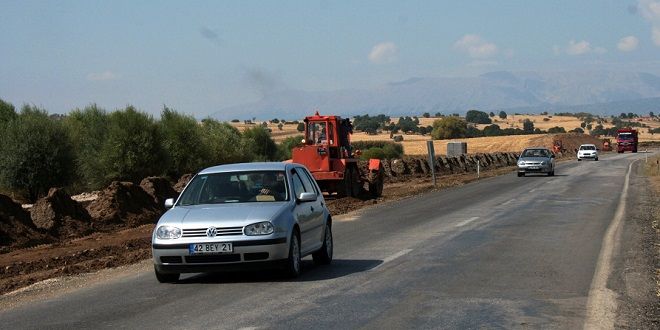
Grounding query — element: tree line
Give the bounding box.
[0,100,289,201]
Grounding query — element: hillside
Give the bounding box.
[211,71,660,120]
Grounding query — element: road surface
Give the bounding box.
[0,152,649,329]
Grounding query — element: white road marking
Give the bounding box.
[371,249,413,271]
[583,160,637,330]
[500,200,513,206]
[528,188,537,193]
[455,216,479,227]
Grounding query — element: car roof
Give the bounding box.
[579,144,596,147]
[199,162,295,175]
[522,147,550,151]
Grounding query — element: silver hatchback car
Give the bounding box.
[152,162,333,282]
[517,147,555,177]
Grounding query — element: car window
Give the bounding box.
[522,149,549,158]
[580,145,595,150]
[177,170,288,205]
[291,172,307,198]
[295,167,318,195]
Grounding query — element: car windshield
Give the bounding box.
[580,145,596,150]
[521,149,550,158]
[177,170,289,205]
[618,133,634,140]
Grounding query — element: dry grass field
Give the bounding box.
[232,115,660,155]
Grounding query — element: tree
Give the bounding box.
[649,111,655,118]
[242,126,278,161]
[430,117,467,140]
[271,118,280,124]
[434,112,443,117]
[0,105,74,201]
[296,122,305,132]
[489,112,495,117]
[581,122,586,128]
[466,110,492,124]
[64,104,109,190]
[276,135,304,160]
[522,119,534,133]
[277,123,283,130]
[0,98,17,127]
[200,119,249,165]
[547,126,566,133]
[482,124,502,136]
[99,106,166,183]
[159,106,207,177]
[422,112,430,118]
[498,111,507,119]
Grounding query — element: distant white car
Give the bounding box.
[577,144,598,161]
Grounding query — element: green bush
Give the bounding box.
[431,117,467,139]
[466,110,492,124]
[0,99,17,127]
[160,107,207,177]
[360,147,386,160]
[99,106,166,183]
[352,140,403,159]
[64,104,109,191]
[200,118,250,165]
[242,126,278,161]
[277,135,304,160]
[0,105,75,201]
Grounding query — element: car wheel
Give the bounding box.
[595,157,598,161]
[285,231,302,278]
[577,158,582,161]
[548,170,554,176]
[517,172,524,177]
[154,265,179,283]
[313,223,333,265]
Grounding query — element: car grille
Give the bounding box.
[523,162,542,166]
[185,254,241,263]
[160,256,183,264]
[182,226,243,237]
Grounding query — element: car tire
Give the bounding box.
[577,158,582,161]
[313,223,333,265]
[595,157,598,161]
[154,265,179,283]
[548,170,554,176]
[517,172,524,177]
[285,231,302,278]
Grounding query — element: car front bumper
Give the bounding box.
[517,164,552,174]
[577,153,597,159]
[152,237,289,273]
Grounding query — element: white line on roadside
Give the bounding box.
[371,249,413,271]
[500,200,513,206]
[455,216,479,227]
[528,188,537,193]
[583,160,637,330]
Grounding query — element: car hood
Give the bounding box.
[157,203,288,227]
[519,157,551,162]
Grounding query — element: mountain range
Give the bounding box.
[211,71,660,120]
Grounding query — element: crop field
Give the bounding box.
[232,115,660,155]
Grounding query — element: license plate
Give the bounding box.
[528,166,539,170]
[189,243,233,254]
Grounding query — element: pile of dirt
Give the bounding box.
[173,173,193,193]
[139,177,178,209]
[0,195,53,250]
[29,188,92,239]
[85,182,162,229]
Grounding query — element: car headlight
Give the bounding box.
[244,222,274,236]
[156,226,182,239]
[540,161,546,165]
[517,161,525,166]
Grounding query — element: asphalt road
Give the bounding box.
[0,152,649,329]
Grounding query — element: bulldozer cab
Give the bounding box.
[306,120,336,146]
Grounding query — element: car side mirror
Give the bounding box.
[550,154,555,158]
[164,198,174,209]
[297,192,317,203]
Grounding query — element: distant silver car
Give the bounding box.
[152,162,333,282]
[517,147,555,177]
[577,144,598,161]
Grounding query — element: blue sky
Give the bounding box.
[2,0,660,117]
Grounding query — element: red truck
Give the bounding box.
[615,128,638,153]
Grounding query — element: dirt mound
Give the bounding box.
[86,182,161,229]
[140,177,178,209]
[0,194,53,250]
[29,188,92,239]
[528,133,604,155]
[174,173,193,193]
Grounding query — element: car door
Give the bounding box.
[291,168,324,254]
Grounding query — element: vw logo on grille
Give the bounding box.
[206,226,217,237]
